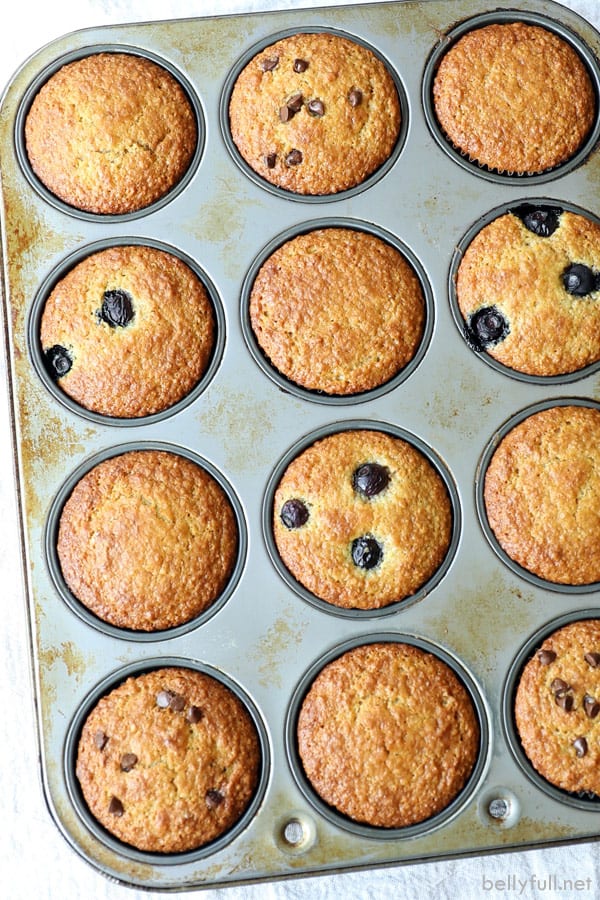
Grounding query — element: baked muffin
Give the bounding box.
[228,32,401,195]
[57,449,238,631]
[273,429,452,609]
[297,642,479,827]
[76,667,261,852]
[484,404,600,585]
[40,244,215,418]
[457,205,600,376]
[25,52,197,214]
[432,22,595,174]
[515,619,600,795]
[249,227,425,394]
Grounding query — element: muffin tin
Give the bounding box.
[2,0,600,890]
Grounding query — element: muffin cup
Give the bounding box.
[503,609,600,810]
[448,199,600,384]
[44,442,248,640]
[285,632,490,839]
[220,26,409,203]
[27,237,225,426]
[15,44,205,221]
[241,217,434,404]
[422,10,600,184]
[63,657,271,864]
[263,419,461,617]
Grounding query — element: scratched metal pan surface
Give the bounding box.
[1,0,600,890]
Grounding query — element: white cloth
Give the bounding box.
[1,2,599,898]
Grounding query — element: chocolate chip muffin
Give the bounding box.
[297,642,480,827]
[273,429,452,609]
[40,244,215,419]
[57,449,238,631]
[432,22,595,174]
[484,404,600,585]
[25,52,197,214]
[457,205,600,376]
[515,619,600,795]
[249,227,425,394]
[228,32,401,195]
[76,667,261,852]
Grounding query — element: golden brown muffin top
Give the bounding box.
[40,244,215,418]
[297,642,480,827]
[57,449,238,631]
[273,429,452,609]
[484,405,600,585]
[229,32,401,194]
[456,208,600,376]
[515,619,600,795]
[76,667,261,853]
[433,22,595,174]
[249,228,425,394]
[25,52,197,214]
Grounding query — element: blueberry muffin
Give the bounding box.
[228,32,401,194]
[25,52,197,214]
[297,642,480,827]
[57,449,238,631]
[433,22,595,174]
[249,227,425,394]
[484,404,600,585]
[457,205,600,376]
[273,429,452,609]
[515,619,600,795]
[76,667,261,852]
[40,244,215,418]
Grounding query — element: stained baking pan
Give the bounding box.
[2,0,600,890]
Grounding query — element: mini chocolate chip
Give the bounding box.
[120,753,138,772]
[186,705,204,724]
[351,534,383,570]
[584,695,600,718]
[293,58,309,73]
[43,344,73,380]
[352,462,390,498]
[537,649,557,665]
[585,652,600,667]
[287,92,303,112]
[156,690,173,708]
[280,498,309,529]
[573,736,588,757]
[205,789,224,809]
[550,678,570,696]
[286,149,302,166]
[169,693,186,712]
[348,88,363,107]
[512,203,562,237]
[99,289,134,328]
[563,263,599,296]
[556,693,574,712]
[108,796,124,816]
[94,730,108,750]
[279,104,293,123]
[264,153,277,169]
[465,305,510,352]
[260,56,279,72]
[307,98,325,117]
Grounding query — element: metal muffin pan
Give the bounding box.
[2,0,600,890]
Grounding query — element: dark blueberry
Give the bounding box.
[352,462,390,498]
[465,305,509,352]
[562,263,600,297]
[280,498,309,529]
[351,534,383,570]
[43,344,72,380]
[512,203,562,237]
[99,289,134,328]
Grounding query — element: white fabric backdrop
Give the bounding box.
[1,1,598,898]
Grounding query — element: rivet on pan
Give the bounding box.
[282,818,305,846]
[488,798,510,820]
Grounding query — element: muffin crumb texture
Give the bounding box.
[76,667,261,852]
[297,642,479,827]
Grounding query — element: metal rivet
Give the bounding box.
[488,798,510,820]
[283,818,305,846]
